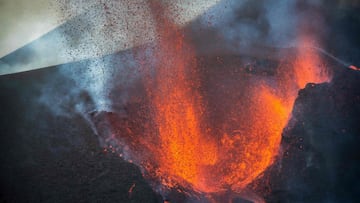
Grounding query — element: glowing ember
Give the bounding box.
[349,65,360,71]
[98,2,331,198]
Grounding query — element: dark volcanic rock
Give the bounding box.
[261,68,360,203]
[0,68,162,203]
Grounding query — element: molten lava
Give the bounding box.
[141,7,330,194]
[146,3,218,192]
[100,2,331,198]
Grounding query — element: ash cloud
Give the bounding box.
[36,0,156,119]
[195,0,326,52]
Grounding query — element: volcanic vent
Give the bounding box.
[89,2,334,202]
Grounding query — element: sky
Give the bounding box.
[0,0,220,75]
[0,0,65,57]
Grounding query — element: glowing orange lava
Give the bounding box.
[140,7,331,193]
[107,3,331,197]
[146,3,218,192]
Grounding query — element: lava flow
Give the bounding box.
[98,2,331,199]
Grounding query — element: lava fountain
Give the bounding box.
[94,2,331,202]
